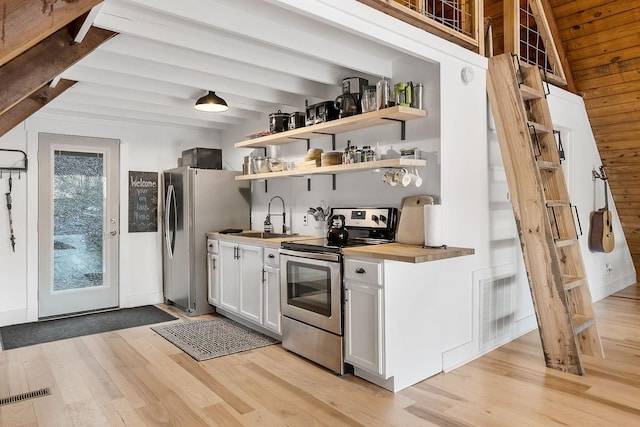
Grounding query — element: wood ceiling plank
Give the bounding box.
[589,112,640,129]
[581,81,640,101]
[549,0,617,20]
[573,69,640,93]
[0,79,75,137]
[572,57,640,84]
[0,0,102,66]
[594,131,640,145]
[591,120,640,137]
[563,20,640,53]
[558,8,640,41]
[570,45,640,73]
[585,96,640,115]
[596,142,640,154]
[0,26,115,116]
[553,0,635,28]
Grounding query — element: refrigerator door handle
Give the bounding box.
[165,184,176,259]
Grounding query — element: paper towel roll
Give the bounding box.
[424,204,443,247]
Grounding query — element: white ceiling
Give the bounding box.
[45,0,411,132]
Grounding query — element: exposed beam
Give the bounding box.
[98,35,332,99]
[62,65,275,113]
[77,50,310,108]
[0,79,76,137]
[95,1,348,86]
[72,4,104,43]
[120,0,393,78]
[0,26,116,116]
[0,0,103,66]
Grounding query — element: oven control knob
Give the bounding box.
[371,214,379,224]
[379,215,387,223]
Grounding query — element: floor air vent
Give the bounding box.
[0,388,51,406]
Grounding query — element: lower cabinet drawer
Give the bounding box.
[344,258,382,285]
[263,247,280,266]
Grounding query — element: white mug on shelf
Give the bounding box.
[406,169,423,187]
[393,168,411,187]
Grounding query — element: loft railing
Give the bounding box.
[358,0,483,54]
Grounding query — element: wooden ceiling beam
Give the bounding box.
[0,25,116,116]
[0,79,76,137]
[0,0,103,67]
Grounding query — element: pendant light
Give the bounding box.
[194,91,228,112]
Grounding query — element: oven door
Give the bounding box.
[280,250,342,335]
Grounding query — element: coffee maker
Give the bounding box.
[335,77,368,117]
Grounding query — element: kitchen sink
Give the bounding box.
[234,231,299,239]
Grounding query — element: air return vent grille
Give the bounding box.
[0,388,51,406]
[479,273,516,352]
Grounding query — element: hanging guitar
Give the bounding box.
[589,165,614,253]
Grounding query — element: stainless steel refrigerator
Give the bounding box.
[162,167,250,316]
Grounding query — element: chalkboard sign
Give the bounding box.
[128,171,158,233]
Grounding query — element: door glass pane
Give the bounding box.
[53,150,105,291]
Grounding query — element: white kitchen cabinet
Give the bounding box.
[218,240,263,323]
[344,280,384,375]
[344,258,385,375]
[238,244,263,323]
[263,264,281,334]
[207,252,220,306]
[343,256,443,392]
[263,247,281,334]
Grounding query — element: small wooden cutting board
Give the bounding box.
[396,195,434,245]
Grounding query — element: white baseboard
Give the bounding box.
[442,313,537,372]
[591,273,636,302]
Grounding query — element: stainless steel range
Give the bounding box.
[279,207,398,374]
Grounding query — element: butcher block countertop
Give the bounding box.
[342,243,475,263]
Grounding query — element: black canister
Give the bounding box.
[269,110,290,133]
[289,112,306,130]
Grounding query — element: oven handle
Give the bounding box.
[279,248,341,263]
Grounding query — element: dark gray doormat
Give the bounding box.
[152,317,279,361]
[0,305,177,350]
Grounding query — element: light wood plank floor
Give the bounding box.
[1,284,639,426]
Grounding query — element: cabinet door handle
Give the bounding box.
[268,254,275,259]
[355,267,366,274]
[262,268,266,283]
[212,258,216,269]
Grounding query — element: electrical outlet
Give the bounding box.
[303,214,308,226]
[605,263,613,275]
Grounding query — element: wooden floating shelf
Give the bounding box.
[234,105,427,149]
[235,158,427,181]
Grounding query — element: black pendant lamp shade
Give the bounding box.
[195,91,228,112]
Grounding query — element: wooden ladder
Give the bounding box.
[487,53,604,375]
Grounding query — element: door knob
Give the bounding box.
[110,230,118,236]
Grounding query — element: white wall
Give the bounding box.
[0,112,224,326]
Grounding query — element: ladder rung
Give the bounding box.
[546,200,570,207]
[520,85,544,100]
[527,121,552,134]
[563,275,587,291]
[537,160,561,170]
[555,238,579,248]
[573,315,595,335]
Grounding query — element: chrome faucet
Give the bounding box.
[265,195,287,234]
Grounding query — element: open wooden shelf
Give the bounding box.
[234,105,427,149]
[235,158,426,181]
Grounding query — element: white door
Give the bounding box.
[38,133,120,318]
